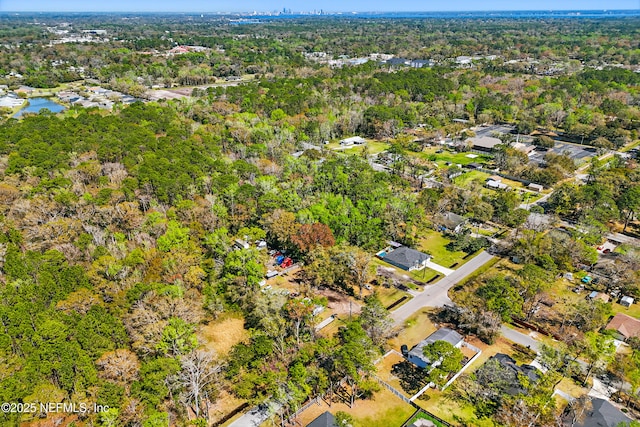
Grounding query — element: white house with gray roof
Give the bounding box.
[408,328,464,369]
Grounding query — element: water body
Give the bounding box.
[13,97,65,118]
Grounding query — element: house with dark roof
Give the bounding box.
[386,57,411,66]
[379,246,431,271]
[563,397,631,427]
[470,135,502,152]
[606,313,640,342]
[407,328,463,369]
[306,411,338,427]
[435,211,468,233]
[490,353,540,395]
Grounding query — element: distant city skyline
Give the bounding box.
[1,0,639,13]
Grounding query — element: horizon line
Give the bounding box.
[1,8,639,14]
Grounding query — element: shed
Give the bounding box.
[233,238,249,250]
[621,296,634,308]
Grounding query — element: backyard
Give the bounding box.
[292,388,416,427]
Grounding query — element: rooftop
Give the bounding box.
[606,313,640,340]
[565,397,631,427]
[408,328,463,367]
[381,246,430,271]
[307,411,338,427]
[470,135,502,150]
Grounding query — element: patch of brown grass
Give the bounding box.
[291,388,416,427]
[197,313,249,357]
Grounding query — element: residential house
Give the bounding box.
[486,180,509,190]
[407,328,463,369]
[513,142,536,155]
[490,353,540,395]
[379,245,431,271]
[470,136,502,152]
[605,313,640,341]
[410,419,436,427]
[435,211,468,233]
[306,411,338,427]
[562,397,631,427]
[386,57,410,67]
[339,136,367,146]
[410,59,434,68]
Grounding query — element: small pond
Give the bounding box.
[13,97,65,118]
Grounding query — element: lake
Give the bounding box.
[13,97,66,118]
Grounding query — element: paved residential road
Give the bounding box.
[391,250,495,325]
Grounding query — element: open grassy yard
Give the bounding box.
[453,170,491,188]
[341,140,391,155]
[612,301,640,319]
[372,257,425,289]
[411,147,493,166]
[377,286,413,310]
[417,389,496,427]
[417,229,468,269]
[292,388,416,427]
[197,312,249,357]
[389,308,438,350]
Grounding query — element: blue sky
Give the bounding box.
[1,0,638,12]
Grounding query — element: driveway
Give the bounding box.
[500,325,541,352]
[424,259,455,276]
[228,402,281,427]
[391,251,495,325]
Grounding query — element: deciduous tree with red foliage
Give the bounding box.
[291,222,335,255]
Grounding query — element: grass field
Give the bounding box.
[197,313,249,357]
[417,230,468,268]
[411,147,493,166]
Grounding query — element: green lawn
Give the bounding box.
[417,389,496,427]
[411,147,493,166]
[453,170,491,188]
[377,286,412,309]
[372,257,433,288]
[418,230,468,268]
[341,140,390,155]
[612,301,640,319]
